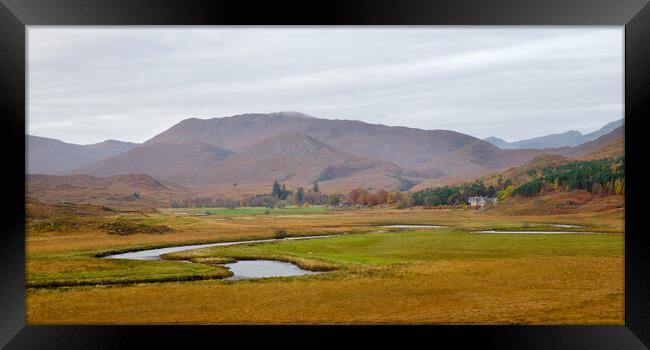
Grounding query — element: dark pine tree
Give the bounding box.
[296,187,305,205]
[272,180,282,199]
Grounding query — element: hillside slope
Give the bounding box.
[77,141,236,186]
[27,135,140,175]
[27,174,189,210]
[563,126,624,159]
[412,126,624,192]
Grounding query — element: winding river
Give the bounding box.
[104,235,337,280]
[103,227,609,280]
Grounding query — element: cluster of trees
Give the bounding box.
[269,181,327,206]
[271,181,291,200]
[347,188,388,206]
[171,183,411,209]
[336,188,412,208]
[513,157,625,197]
[411,181,496,207]
[386,191,412,209]
[511,179,544,197]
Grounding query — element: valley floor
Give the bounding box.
[25,206,624,324]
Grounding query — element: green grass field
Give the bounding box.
[165,230,622,266]
[162,206,331,216]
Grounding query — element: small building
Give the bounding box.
[328,202,348,209]
[468,196,497,208]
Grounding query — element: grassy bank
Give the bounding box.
[163,230,622,265]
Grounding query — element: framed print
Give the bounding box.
[1,0,650,348]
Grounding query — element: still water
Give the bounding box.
[104,235,336,279]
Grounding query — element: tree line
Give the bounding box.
[411,181,497,207]
[512,156,625,197]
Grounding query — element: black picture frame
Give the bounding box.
[2,0,649,348]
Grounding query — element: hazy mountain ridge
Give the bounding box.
[484,118,623,149]
[27,135,140,175]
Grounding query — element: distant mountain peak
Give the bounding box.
[270,111,315,118]
[483,136,511,149]
[199,111,315,122]
[485,118,623,150]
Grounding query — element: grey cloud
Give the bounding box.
[28,27,623,144]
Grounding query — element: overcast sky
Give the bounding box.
[28,27,623,145]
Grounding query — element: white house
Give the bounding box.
[468,196,497,208]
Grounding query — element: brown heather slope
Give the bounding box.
[415,140,548,177]
[193,131,406,190]
[77,141,235,186]
[574,126,624,160]
[410,141,549,190]
[484,190,624,216]
[26,174,189,210]
[540,126,625,160]
[410,168,500,191]
[26,198,122,218]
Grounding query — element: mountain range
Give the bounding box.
[484,119,623,149]
[26,112,624,196]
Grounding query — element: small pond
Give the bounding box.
[224,260,320,280]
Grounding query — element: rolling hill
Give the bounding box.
[26,174,189,210]
[27,135,140,175]
[76,141,235,186]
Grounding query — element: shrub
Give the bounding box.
[30,214,81,232]
[100,221,172,235]
[274,229,289,239]
[496,185,514,201]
